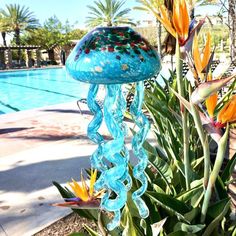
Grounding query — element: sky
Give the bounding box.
[0,0,221,29]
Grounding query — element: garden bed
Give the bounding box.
[34,212,98,236]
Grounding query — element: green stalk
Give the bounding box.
[176,42,190,190]
[98,211,108,236]
[190,101,210,189]
[201,124,229,223]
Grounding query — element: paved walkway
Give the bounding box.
[0,101,151,236]
[0,102,96,235]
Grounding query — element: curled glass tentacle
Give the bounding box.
[87,84,106,171]
[96,84,130,231]
[130,81,150,219]
[116,87,132,191]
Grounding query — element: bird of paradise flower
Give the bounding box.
[52,169,104,209]
[139,0,205,52]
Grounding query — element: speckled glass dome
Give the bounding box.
[66,26,161,84]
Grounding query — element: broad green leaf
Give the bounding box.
[176,160,198,182]
[221,152,236,182]
[207,198,231,218]
[100,212,123,236]
[176,185,203,203]
[167,231,196,236]
[69,233,89,236]
[215,176,228,199]
[174,222,205,233]
[84,224,101,236]
[190,179,203,188]
[122,206,138,236]
[146,191,190,222]
[53,181,74,198]
[143,139,158,156]
[153,184,166,194]
[140,218,152,235]
[191,156,204,169]
[202,200,230,236]
[184,208,200,222]
[126,192,140,218]
[149,153,173,181]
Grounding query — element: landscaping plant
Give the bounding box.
[53,0,236,235]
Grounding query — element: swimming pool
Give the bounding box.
[0,68,89,114]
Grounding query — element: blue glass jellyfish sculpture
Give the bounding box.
[66,26,161,230]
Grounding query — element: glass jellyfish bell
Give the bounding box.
[66,26,161,230]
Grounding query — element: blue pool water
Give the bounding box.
[0,68,89,114]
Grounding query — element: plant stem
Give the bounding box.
[98,211,108,236]
[176,42,190,190]
[190,101,210,189]
[201,124,229,223]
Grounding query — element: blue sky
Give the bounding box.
[0,0,221,29]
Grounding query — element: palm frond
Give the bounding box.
[86,0,134,27]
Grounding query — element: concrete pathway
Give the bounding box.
[0,101,153,236]
[0,102,96,235]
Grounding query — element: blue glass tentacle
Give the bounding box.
[130,81,150,219]
[87,84,106,171]
[95,84,130,231]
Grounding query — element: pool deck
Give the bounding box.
[0,101,153,236]
[0,65,63,73]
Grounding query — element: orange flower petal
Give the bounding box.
[193,34,203,79]
[157,6,176,37]
[206,94,218,118]
[89,169,97,197]
[172,1,183,38]
[202,32,211,72]
[205,73,217,117]
[68,179,87,201]
[218,95,236,124]
[181,0,190,40]
[80,173,89,201]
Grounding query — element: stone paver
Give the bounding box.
[0,101,152,236]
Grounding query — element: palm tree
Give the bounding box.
[0,14,9,46]
[0,4,39,46]
[86,0,135,27]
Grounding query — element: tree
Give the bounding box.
[216,0,236,60]
[21,16,86,61]
[86,0,135,27]
[0,4,39,46]
[0,13,10,46]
